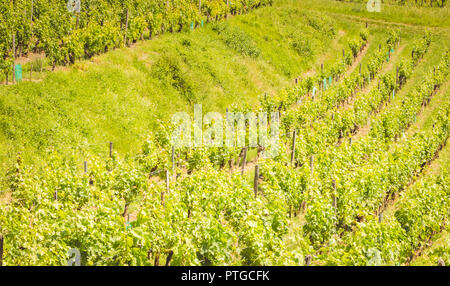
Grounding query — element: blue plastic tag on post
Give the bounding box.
[126,222,132,231]
[323,78,327,90]
[391,48,394,53]
[190,22,194,30]
[15,64,22,82]
[201,20,204,27]
[329,76,332,86]
[392,89,395,99]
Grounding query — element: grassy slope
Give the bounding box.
[0,3,367,174]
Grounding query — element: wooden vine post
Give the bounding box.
[226,0,229,18]
[305,255,312,266]
[253,165,259,198]
[162,170,169,207]
[12,33,16,84]
[291,129,296,166]
[310,155,314,175]
[332,179,337,209]
[84,161,87,173]
[172,146,176,181]
[165,250,174,266]
[30,0,34,28]
[396,66,399,87]
[109,142,113,158]
[124,9,129,46]
[154,253,160,266]
[75,1,80,30]
[30,0,34,51]
[166,170,170,193]
[0,233,3,266]
[359,63,362,89]
[241,148,247,176]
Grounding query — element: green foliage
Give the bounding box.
[212,22,261,58]
[151,53,197,103]
[290,32,313,57]
[0,151,295,265]
[1,1,449,267]
[0,0,272,71]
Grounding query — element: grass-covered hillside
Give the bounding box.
[0,2,366,171]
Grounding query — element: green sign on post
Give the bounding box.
[15,64,22,82]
